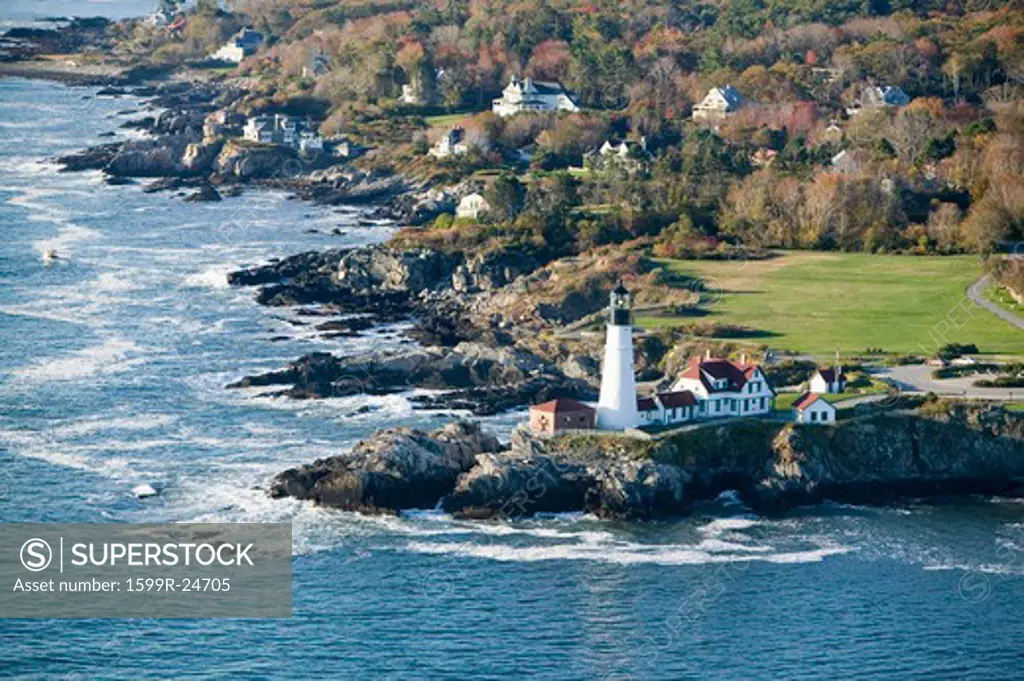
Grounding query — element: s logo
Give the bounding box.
[20,538,52,572]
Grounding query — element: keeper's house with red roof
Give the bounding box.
[669,353,776,419]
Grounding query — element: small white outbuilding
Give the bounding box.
[792,392,836,425]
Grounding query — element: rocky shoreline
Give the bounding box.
[269,403,1024,519]
[222,241,652,414]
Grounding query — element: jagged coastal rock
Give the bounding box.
[228,344,596,414]
[268,422,501,512]
[269,405,1024,518]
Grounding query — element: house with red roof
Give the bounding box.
[528,399,595,436]
[636,390,699,427]
[792,392,836,424]
[670,353,775,419]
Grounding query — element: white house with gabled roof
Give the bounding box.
[456,192,490,220]
[810,366,846,394]
[492,76,579,117]
[670,352,775,419]
[692,85,744,122]
[792,392,836,424]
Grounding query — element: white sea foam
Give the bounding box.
[697,517,761,535]
[182,265,232,290]
[52,413,179,438]
[11,338,145,383]
[402,539,850,566]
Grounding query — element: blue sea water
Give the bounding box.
[2,4,1024,679]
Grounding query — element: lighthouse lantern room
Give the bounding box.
[597,281,639,430]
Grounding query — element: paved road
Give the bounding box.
[967,274,1024,330]
[871,364,1022,401]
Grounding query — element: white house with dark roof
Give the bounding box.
[792,393,836,424]
[212,28,263,63]
[810,366,846,394]
[848,84,911,115]
[671,353,775,419]
[692,85,744,122]
[429,128,468,158]
[492,76,579,117]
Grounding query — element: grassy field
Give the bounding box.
[424,113,471,128]
[637,252,1022,356]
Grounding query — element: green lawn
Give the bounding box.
[424,113,471,128]
[1006,402,1024,412]
[638,252,1022,356]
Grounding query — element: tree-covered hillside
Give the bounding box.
[129,0,1024,255]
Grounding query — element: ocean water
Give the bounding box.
[2,12,1024,681]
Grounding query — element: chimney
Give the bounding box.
[704,349,711,360]
[740,353,747,365]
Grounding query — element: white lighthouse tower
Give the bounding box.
[597,281,639,430]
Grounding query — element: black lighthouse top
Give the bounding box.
[609,281,632,326]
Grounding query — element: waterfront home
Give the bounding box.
[529,399,595,435]
[456,193,490,220]
[691,85,744,123]
[792,393,836,424]
[671,353,776,419]
[243,114,319,151]
[243,115,275,144]
[212,28,263,64]
[492,77,579,117]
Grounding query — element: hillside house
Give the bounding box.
[792,393,836,424]
[692,86,744,123]
[671,354,775,419]
[810,366,846,394]
[492,77,579,117]
[456,193,490,220]
[212,28,263,63]
[586,138,650,172]
[529,399,595,435]
[429,128,468,158]
[848,85,910,115]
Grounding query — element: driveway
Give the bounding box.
[871,364,1022,401]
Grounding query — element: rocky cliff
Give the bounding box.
[268,404,1024,519]
[268,421,501,513]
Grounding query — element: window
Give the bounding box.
[810,411,817,422]
[760,397,766,409]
